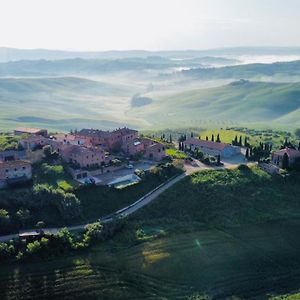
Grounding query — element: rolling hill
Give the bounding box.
[1,46,300,62]
[129,80,300,128]
[1,76,300,131]
[0,56,238,77]
[0,77,145,131]
[181,60,300,81]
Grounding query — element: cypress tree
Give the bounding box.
[169,134,172,143]
[191,132,194,138]
[233,135,238,145]
[216,134,221,143]
[282,152,289,169]
[211,134,214,142]
[217,154,221,165]
[239,136,242,146]
[206,136,208,141]
[245,148,249,159]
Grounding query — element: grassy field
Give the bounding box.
[1,76,300,131]
[199,129,247,144]
[2,219,300,299]
[0,76,145,131]
[1,167,300,299]
[131,167,300,228]
[129,80,300,129]
[165,148,188,159]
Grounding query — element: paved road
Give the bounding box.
[0,157,247,243]
[0,171,190,243]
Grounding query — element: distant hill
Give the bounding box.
[129,80,300,128]
[0,56,238,77]
[1,46,300,62]
[181,60,300,80]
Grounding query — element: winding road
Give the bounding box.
[0,157,247,243]
[0,170,190,243]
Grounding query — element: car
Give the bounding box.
[125,164,134,169]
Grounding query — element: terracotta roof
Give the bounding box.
[113,127,138,136]
[184,138,231,151]
[15,127,44,134]
[273,147,300,158]
[77,129,111,138]
[20,135,47,142]
[147,142,164,149]
[54,134,76,141]
[68,145,104,156]
[0,160,31,169]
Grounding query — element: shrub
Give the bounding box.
[82,222,103,246]
[0,209,11,231]
[33,184,81,220]
[0,243,15,261]
[238,164,250,172]
[40,163,64,180]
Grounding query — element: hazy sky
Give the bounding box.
[1,0,300,51]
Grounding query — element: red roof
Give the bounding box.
[184,138,231,151]
[113,127,138,136]
[273,147,300,158]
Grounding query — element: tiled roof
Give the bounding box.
[20,135,47,142]
[184,138,231,151]
[68,145,104,156]
[78,129,111,137]
[54,133,76,141]
[15,127,44,134]
[273,147,300,158]
[113,127,138,136]
[0,160,31,169]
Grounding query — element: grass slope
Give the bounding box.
[130,80,300,128]
[182,60,300,81]
[0,76,146,130]
[1,167,300,299]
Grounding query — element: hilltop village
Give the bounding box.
[1,126,300,191]
[0,126,167,189]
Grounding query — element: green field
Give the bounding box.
[165,148,188,159]
[0,62,300,131]
[2,219,300,299]
[199,129,247,143]
[129,80,300,129]
[0,76,144,131]
[1,167,300,299]
[198,128,299,150]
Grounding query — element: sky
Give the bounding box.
[1,0,300,51]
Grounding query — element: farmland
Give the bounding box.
[1,167,300,299]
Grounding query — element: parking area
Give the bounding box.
[184,153,247,174]
[222,153,247,168]
[95,161,156,185]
